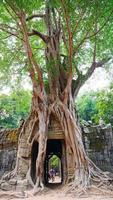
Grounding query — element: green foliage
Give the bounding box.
[0,0,113,119]
[0,0,46,90]
[95,85,113,125]
[0,0,113,90]
[50,155,59,168]
[0,89,31,128]
[3,0,44,13]
[76,93,98,122]
[76,85,113,126]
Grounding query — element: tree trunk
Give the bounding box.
[2,88,110,194]
[1,3,111,195]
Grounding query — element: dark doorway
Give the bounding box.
[30,139,66,186]
[44,139,65,185]
[30,141,38,184]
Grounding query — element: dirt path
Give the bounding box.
[0,186,113,200]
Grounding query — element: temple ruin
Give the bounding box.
[0,119,113,190]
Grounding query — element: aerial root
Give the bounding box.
[91,185,113,195]
[65,159,113,197]
[33,177,44,195]
[66,182,113,198]
[52,101,113,197]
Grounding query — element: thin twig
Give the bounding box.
[72,8,86,36]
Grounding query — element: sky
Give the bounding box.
[0,67,111,96]
[78,68,110,97]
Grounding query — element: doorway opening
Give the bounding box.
[44,139,65,185]
[48,155,61,183]
[30,139,66,186]
[30,140,38,184]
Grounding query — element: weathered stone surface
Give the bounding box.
[8,178,17,185]
[0,149,17,178]
[0,182,13,191]
[0,122,113,184]
[82,123,113,172]
[0,129,18,178]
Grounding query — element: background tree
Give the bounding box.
[0,0,113,193]
[0,89,31,128]
[76,92,98,123]
[94,85,113,125]
[76,84,113,126]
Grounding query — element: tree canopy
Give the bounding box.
[0,0,113,98]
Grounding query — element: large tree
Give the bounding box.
[0,0,113,193]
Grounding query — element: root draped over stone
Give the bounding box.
[0,97,112,195]
[51,100,112,191]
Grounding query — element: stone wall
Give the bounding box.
[0,124,113,178]
[82,123,113,172]
[0,129,18,178]
[0,148,17,177]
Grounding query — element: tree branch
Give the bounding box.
[51,8,58,30]
[83,57,111,83]
[72,57,111,99]
[61,25,68,51]
[0,24,17,31]
[73,14,99,95]
[73,9,113,56]
[73,31,89,55]
[61,0,73,103]
[0,25,22,40]
[18,11,44,92]
[86,9,113,40]
[28,29,49,43]
[72,8,86,36]
[7,45,23,67]
[4,3,17,21]
[26,14,45,21]
[95,57,111,68]
[5,0,19,15]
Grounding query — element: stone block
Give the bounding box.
[8,178,17,185]
[0,182,12,191]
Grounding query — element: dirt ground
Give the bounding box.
[0,186,113,200]
[0,177,113,200]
